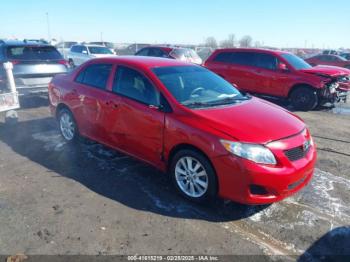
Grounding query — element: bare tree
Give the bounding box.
[204,37,218,49]
[220,34,236,48]
[239,35,253,48]
[254,41,261,48]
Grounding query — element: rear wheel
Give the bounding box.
[290,87,318,111]
[170,149,217,203]
[68,59,75,68]
[58,108,78,142]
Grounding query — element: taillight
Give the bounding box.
[58,59,69,66]
[9,60,20,65]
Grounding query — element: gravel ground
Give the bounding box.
[0,97,349,261]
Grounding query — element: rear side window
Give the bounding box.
[255,53,278,70]
[213,52,232,63]
[135,48,149,56]
[6,46,62,60]
[148,48,167,57]
[71,46,82,53]
[76,64,112,90]
[112,66,158,105]
[230,52,255,66]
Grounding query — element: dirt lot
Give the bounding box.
[0,97,349,261]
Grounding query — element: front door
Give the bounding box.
[109,65,164,166]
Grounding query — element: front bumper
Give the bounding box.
[212,133,317,205]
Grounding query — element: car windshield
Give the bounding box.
[64,42,77,48]
[336,55,347,61]
[152,66,248,108]
[281,53,312,70]
[6,45,62,60]
[90,42,114,49]
[88,46,113,54]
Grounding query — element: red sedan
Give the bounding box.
[48,57,317,205]
[305,54,350,68]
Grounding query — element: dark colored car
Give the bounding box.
[305,54,350,68]
[0,40,68,96]
[135,46,202,65]
[48,56,317,205]
[204,48,350,110]
[340,53,350,61]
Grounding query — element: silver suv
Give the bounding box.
[0,40,68,96]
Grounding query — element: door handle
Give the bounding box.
[106,101,118,108]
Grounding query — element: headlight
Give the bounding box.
[220,140,277,165]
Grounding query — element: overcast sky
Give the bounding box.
[1,0,349,48]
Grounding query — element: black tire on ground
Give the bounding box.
[68,59,75,67]
[290,86,318,111]
[57,108,79,143]
[169,149,217,203]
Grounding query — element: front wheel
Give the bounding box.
[170,150,217,203]
[290,87,318,111]
[58,108,79,142]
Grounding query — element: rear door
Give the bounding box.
[109,65,164,166]
[72,63,113,141]
[226,52,258,92]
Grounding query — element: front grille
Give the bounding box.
[284,145,310,161]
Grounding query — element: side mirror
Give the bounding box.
[82,50,88,54]
[278,63,289,72]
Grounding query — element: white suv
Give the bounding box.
[67,44,116,66]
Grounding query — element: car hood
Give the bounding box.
[191,97,305,144]
[91,54,116,58]
[299,65,350,77]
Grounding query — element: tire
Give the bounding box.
[58,108,79,143]
[68,59,75,68]
[290,86,318,111]
[170,149,217,203]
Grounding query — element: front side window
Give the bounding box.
[281,53,311,70]
[76,64,112,89]
[152,66,248,109]
[113,66,159,105]
[88,46,113,55]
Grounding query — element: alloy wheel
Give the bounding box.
[175,156,209,198]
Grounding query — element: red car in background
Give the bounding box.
[305,54,350,68]
[48,57,317,205]
[135,46,202,65]
[204,48,350,111]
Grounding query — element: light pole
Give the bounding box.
[46,12,51,42]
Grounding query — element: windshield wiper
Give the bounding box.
[208,96,250,106]
[182,101,213,108]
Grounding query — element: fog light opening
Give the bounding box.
[250,185,269,196]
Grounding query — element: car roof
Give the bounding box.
[89,56,194,68]
[214,48,290,55]
[73,44,107,48]
[0,39,51,46]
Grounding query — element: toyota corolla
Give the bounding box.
[48,57,317,205]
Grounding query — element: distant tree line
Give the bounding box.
[203,34,261,49]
